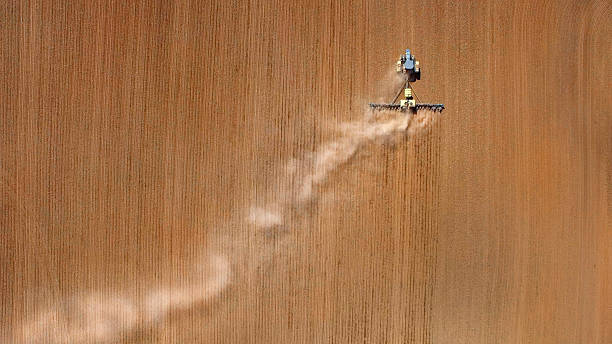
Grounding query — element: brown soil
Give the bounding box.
[1,0,610,343]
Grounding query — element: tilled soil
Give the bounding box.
[1,0,610,343]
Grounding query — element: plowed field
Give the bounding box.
[1,0,610,343]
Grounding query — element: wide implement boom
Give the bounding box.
[369,102,445,112]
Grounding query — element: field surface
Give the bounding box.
[1,0,610,343]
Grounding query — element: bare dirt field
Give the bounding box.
[1,0,610,343]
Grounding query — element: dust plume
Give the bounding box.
[15,108,439,343]
[16,255,230,344]
[248,109,438,231]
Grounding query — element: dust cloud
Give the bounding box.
[18,255,230,344]
[248,109,438,231]
[15,109,439,343]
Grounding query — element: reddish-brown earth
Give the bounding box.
[1,0,610,343]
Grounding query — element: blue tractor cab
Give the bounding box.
[398,49,421,82]
[404,49,415,69]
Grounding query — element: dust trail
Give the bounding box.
[15,109,439,343]
[248,109,438,231]
[143,255,231,322]
[16,255,230,344]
